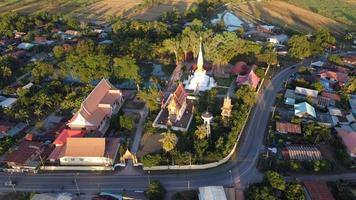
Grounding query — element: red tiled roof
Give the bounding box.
[336,129,356,155]
[53,129,85,146]
[276,122,302,134]
[2,141,42,166]
[320,92,341,102]
[320,71,349,83]
[236,70,260,89]
[171,83,188,110]
[231,61,249,75]
[304,181,335,200]
[67,78,123,129]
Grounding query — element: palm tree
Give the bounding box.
[34,108,44,118]
[162,38,181,64]
[159,131,178,152]
[195,125,207,139]
[37,93,52,109]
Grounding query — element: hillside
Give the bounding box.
[285,0,356,27]
[0,0,197,22]
[231,0,352,36]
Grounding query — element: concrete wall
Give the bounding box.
[41,166,113,171]
[60,156,112,166]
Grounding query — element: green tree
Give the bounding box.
[236,85,256,107]
[142,154,162,167]
[137,89,160,112]
[52,45,65,59]
[159,131,178,152]
[328,54,344,65]
[249,186,277,200]
[195,125,207,139]
[146,180,166,200]
[120,115,135,132]
[194,139,208,161]
[31,62,54,83]
[36,93,53,109]
[162,38,181,64]
[265,170,286,191]
[288,35,311,59]
[113,56,141,90]
[285,183,305,200]
[312,82,324,92]
[311,29,336,54]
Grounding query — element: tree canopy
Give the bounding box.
[159,131,178,152]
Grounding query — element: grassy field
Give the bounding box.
[0,0,196,22]
[285,0,356,27]
[231,0,352,36]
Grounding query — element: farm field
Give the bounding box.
[0,0,197,22]
[285,0,356,27]
[231,0,352,36]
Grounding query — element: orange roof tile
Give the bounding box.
[64,138,105,157]
[276,122,302,134]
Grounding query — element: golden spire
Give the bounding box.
[196,36,204,72]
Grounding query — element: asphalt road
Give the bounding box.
[0,59,335,195]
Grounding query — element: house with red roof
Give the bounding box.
[320,92,341,102]
[335,128,356,158]
[320,70,349,85]
[303,181,335,200]
[236,70,260,90]
[231,61,260,90]
[67,78,124,134]
[53,129,85,146]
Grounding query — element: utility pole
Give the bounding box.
[74,173,80,195]
[8,172,16,192]
[148,170,151,185]
[229,170,233,187]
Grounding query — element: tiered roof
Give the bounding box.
[67,78,122,129]
[168,83,187,111]
[236,70,260,89]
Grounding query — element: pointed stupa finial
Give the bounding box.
[196,36,204,72]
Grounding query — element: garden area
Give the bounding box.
[138,85,256,167]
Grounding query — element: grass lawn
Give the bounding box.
[215,76,234,87]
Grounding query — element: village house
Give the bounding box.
[52,129,85,146]
[294,102,316,118]
[0,121,27,138]
[1,141,50,172]
[281,146,322,161]
[335,128,356,158]
[0,96,17,108]
[48,137,120,166]
[67,78,124,134]
[231,62,260,90]
[303,181,335,200]
[275,122,302,135]
[268,34,288,45]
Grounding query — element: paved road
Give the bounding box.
[0,59,333,195]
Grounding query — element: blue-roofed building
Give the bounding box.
[294,102,316,118]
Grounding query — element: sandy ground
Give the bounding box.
[137,132,162,158]
[232,0,349,36]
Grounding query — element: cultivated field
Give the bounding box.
[231,0,351,36]
[285,0,356,27]
[0,0,196,22]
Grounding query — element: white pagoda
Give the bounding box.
[184,38,216,92]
